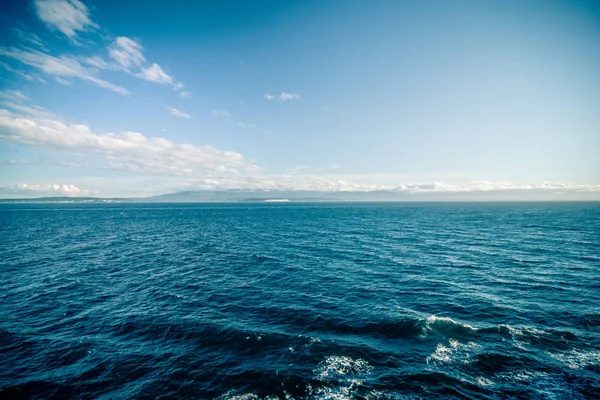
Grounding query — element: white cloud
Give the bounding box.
[265,92,301,101]
[186,177,600,195]
[180,91,191,98]
[166,107,191,119]
[0,106,254,177]
[279,92,301,101]
[34,0,97,39]
[16,183,90,196]
[137,63,173,85]
[0,47,128,95]
[104,37,180,88]
[379,181,600,194]
[108,36,145,68]
[212,109,231,117]
[4,7,183,93]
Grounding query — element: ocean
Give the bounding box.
[0,202,599,399]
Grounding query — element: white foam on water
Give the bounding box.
[217,392,262,400]
[309,355,373,400]
[303,336,322,348]
[314,355,373,382]
[547,348,600,369]
[364,390,422,400]
[498,324,528,349]
[217,390,282,400]
[308,380,362,400]
[495,369,549,382]
[426,338,481,366]
[475,376,495,387]
[496,323,548,350]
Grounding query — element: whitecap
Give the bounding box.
[475,376,494,387]
[422,315,477,338]
[426,338,481,366]
[314,355,373,382]
[310,355,373,399]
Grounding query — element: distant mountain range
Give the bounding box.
[1,189,599,203]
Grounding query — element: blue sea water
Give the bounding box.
[0,202,599,399]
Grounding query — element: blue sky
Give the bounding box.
[0,0,599,198]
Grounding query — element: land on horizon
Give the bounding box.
[1,189,599,203]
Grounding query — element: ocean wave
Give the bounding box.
[3,202,599,399]
[421,315,477,338]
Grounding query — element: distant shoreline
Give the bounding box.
[1,197,599,204]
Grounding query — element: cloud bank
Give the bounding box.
[0,104,255,177]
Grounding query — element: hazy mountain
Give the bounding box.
[2,189,599,203]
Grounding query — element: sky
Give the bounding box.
[0,0,599,199]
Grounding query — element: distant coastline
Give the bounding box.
[1,189,599,203]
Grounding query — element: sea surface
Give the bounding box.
[0,202,599,399]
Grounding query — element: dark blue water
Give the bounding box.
[1,202,599,399]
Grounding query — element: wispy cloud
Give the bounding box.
[0,61,45,83]
[2,101,57,119]
[33,0,97,40]
[11,28,48,50]
[7,4,184,93]
[237,122,257,129]
[83,55,110,69]
[212,109,231,117]
[265,92,301,101]
[0,47,128,95]
[166,106,191,119]
[179,91,191,98]
[105,37,180,88]
[54,76,72,86]
[0,90,30,102]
